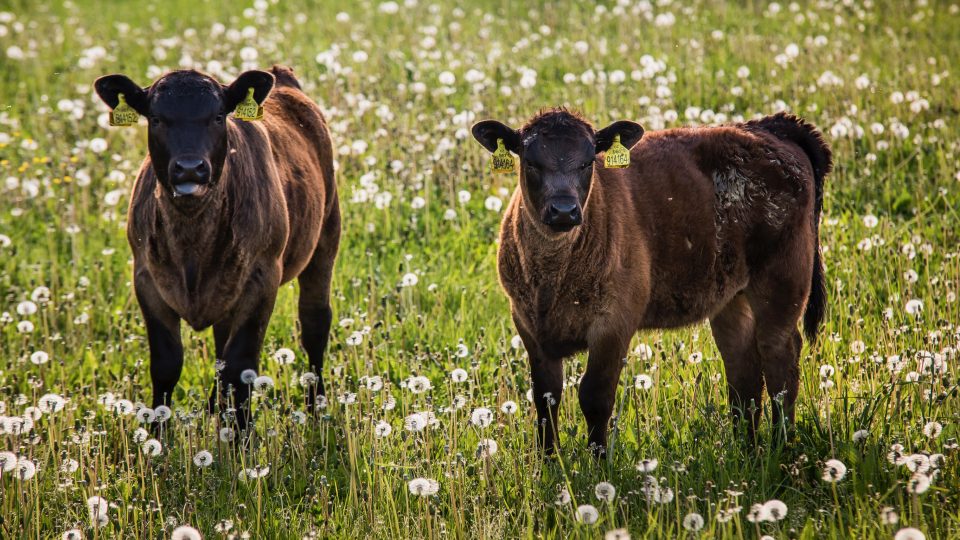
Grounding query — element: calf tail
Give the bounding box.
[270,65,302,89]
[748,112,832,342]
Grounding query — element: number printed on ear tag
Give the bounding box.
[604,134,631,169]
[234,87,264,121]
[491,138,515,174]
[109,93,139,127]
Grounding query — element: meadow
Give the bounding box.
[1,0,959,538]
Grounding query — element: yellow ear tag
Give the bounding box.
[604,134,631,169]
[234,87,263,121]
[109,93,139,127]
[491,138,515,174]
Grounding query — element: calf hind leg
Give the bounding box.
[709,294,764,442]
[298,203,341,411]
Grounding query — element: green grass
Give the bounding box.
[1,0,959,538]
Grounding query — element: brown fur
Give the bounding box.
[128,66,339,427]
[496,110,830,454]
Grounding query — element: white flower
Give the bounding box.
[470,407,493,428]
[853,429,870,443]
[14,458,36,480]
[0,451,17,473]
[253,375,274,391]
[907,473,930,494]
[62,529,83,540]
[500,400,518,414]
[822,459,847,482]
[484,196,503,212]
[171,525,202,540]
[141,439,162,456]
[634,374,653,390]
[923,421,942,438]
[555,487,571,505]
[406,375,432,394]
[450,368,468,383]
[87,496,109,527]
[881,506,899,525]
[193,450,213,468]
[682,512,704,531]
[154,405,172,422]
[408,477,440,496]
[136,407,156,424]
[636,458,658,472]
[374,420,392,438]
[219,427,236,443]
[300,372,319,387]
[273,348,295,365]
[477,438,498,458]
[438,71,456,86]
[575,504,599,524]
[604,528,630,540]
[404,413,428,432]
[30,351,49,365]
[905,299,923,315]
[634,343,653,359]
[894,528,926,540]
[400,272,419,287]
[89,138,108,153]
[38,393,66,413]
[594,481,616,502]
[240,369,257,384]
[863,214,879,227]
[364,375,384,391]
[762,499,787,521]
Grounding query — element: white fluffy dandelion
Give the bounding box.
[171,525,202,540]
[575,504,599,524]
[822,459,847,482]
[594,481,616,502]
[193,450,213,468]
[408,477,440,496]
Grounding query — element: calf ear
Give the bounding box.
[595,121,644,153]
[224,70,275,112]
[472,120,521,154]
[93,74,150,115]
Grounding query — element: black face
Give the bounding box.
[472,112,644,233]
[94,69,274,202]
[519,129,596,232]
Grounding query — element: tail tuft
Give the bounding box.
[270,65,301,89]
[748,112,831,342]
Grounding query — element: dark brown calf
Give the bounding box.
[472,109,829,456]
[94,66,340,430]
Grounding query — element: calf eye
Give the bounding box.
[150,117,162,127]
[214,114,225,125]
[580,160,593,170]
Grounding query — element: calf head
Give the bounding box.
[94,70,274,203]
[472,109,643,233]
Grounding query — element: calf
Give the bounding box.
[472,109,830,456]
[94,66,340,430]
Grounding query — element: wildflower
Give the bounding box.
[604,529,630,540]
[477,438,498,458]
[62,529,83,540]
[142,439,162,457]
[881,506,899,524]
[555,487,571,505]
[30,351,49,365]
[404,413,428,432]
[683,512,705,531]
[894,528,926,540]
[853,429,869,443]
[300,372,319,387]
[450,368,468,383]
[634,374,653,390]
[136,407,156,424]
[907,473,930,494]
[86,496,108,527]
[905,299,923,315]
[273,348,295,364]
[484,196,503,212]
[133,428,149,443]
[155,405,172,422]
[171,525,202,540]
[193,450,213,468]
[595,481,616,502]
[470,407,493,428]
[400,272,419,287]
[763,499,787,521]
[822,459,847,482]
[406,375,432,394]
[746,503,768,523]
[38,393,66,414]
[291,411,307,425]
[636,458,658,472]
[575,504,599,524]
[408,477,440,496]
[687,352,703,364]
[364,375,384,391]
[15,458,36,480]
[240,369,257,384]
[923,421,942,439]
[500,400,518,414]
[253,375,274,391]
[61,459,79,473]
[374,420,392,438]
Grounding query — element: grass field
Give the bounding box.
[1,0,959,538]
